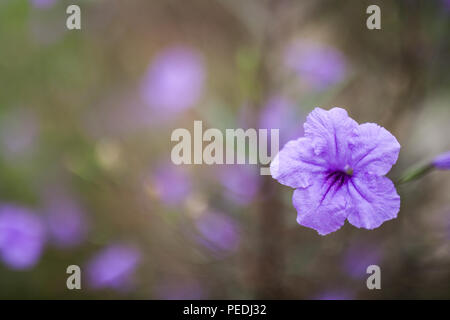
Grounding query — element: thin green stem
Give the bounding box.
[396,163,434,186]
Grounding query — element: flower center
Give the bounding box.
[325,165,353,190]
[344,164,353,176]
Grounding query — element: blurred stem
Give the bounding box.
[251,0,287,299]
[396,163,434,185]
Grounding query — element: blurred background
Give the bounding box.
[0,0,449,299]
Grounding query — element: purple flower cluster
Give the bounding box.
[0,205,45,270]
[219,165,260,205]
[44,190,88,248]
[87,244,141,290]
[271,107,401,235]
[151,164,192,207]
[195,212,240,255]
[284,41,347,90]
[141,46,205,114]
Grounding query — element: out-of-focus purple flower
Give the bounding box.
[0,205,45,270]
[314,289,353,300]
[195,212,240,254]
[271,107,401,235]
[141,46,205,114]
[284,41,347,90]
[43,189,88,248]
[30,0,57,9]
[342,243,382,279]
[259,95,304,147]
[87,244,141,290]
[432,151,450,169]
[155,280,205,300]
[219,165,260,205]
[0,109,39,160]
[150,164,192,207]
[441,0,450,11]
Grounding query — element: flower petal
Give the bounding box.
[292,174,350,235]
[270,137,328,188]
[349,123,400,176]
[304,107,358,168]
[432,151,450,169]
[346,174,400,230]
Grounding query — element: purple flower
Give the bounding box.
[44,190,88,248]
[30,0,57,9]
[432,151,450,169]
[284,41,347,90]
[342,243,382,279]
[150,164,192,207]
[87,244,141,290]
[271,107,401,235]
[219,165,260,205]
[141,46,205,114]
[259,95,305,147]
[441,0,450,11]
[314,289,353,300]
[0,205,46,270]
[195,212,240,254]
